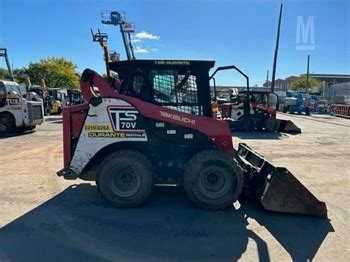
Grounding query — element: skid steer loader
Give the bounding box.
[217,90,301,133]
[57,60,326,218]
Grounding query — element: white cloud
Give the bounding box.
[134,31,160,40]
[131,39,141,43]
[151,48,158,52]
[134,46,149,53]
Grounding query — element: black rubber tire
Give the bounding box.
[0,115,16,134]
[282,106,288,113]
[242,118,254,132]
[264,117,278,132]
[305,107,310,115]
[183,150,243,210]
[45,107,51,116]
[289,105,295,114]
[97,150,154,208]
[20,125,36,132]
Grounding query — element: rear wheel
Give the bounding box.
[183,150,243,210]
[97,150,155,207]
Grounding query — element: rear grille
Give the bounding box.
[32,105,43,120]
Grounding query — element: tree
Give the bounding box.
[22,57,80,89]
[1,67,28,82]
[0,67,9,79]
[290,77,322,93]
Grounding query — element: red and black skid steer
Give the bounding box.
[57,60,326,218]
[215,89,301,133]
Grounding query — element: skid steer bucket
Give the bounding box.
[237,143,327,218]
[276,119,301,134]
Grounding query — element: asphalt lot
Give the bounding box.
[0,114,349,261]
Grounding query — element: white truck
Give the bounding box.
[0,79,44,134]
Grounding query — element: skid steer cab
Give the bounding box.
[0,80,44,134]
[57,60,326,218]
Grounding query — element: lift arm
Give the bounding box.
[0,48,14,81]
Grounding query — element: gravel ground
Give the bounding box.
[0,114,349,261]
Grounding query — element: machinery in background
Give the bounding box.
[214,84,301,133]
[0,48,14,81]
[66,89,84,105]
[282,92,311,115]
[315,99,330,114]
[0,48,44,134]
[91,29,112,78]
[101,11,135,61]
[29,87,64,115]
[45,88,64,115]
[330,104,350,118]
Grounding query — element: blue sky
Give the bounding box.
[0,0,349,86]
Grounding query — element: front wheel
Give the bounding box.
[0,115,16,134]
[44,107,51,116]
[57,107,62,115]
[183,150,243,210]
[264,118,279,132]
[242,118,254,132]
[97,150,155,207]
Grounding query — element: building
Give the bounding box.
[263,74,350,91]
[263,76,299,91]
[299,74,350,86]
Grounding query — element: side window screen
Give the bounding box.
[152,72,176,103]
[150,70,202,115]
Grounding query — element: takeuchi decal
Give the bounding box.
[160,111,196,125]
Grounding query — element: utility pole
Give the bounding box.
[306,54,310,93]
[266,70,269,88]
[271,3,283,92]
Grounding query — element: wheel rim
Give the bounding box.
[110,167,141,197]
[197,166,232,198]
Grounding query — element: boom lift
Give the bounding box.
[101,11,135,61]
[91,29,112,78]
[0,48,14,81]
